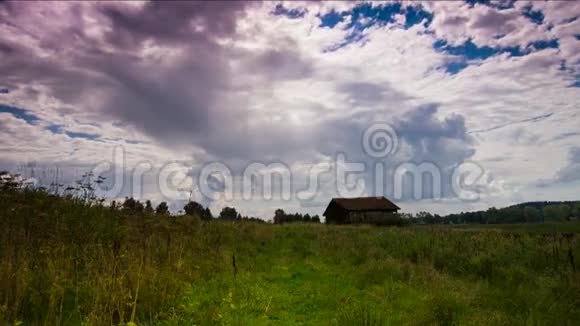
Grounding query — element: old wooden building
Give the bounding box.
[323,197,400,225]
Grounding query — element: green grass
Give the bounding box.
[1,189,579,325]
[426,221,580,233]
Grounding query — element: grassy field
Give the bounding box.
[1,189,579,325]
[427,221,580,234]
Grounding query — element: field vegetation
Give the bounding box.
[1,186,579,325]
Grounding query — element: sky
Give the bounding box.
[0,0,579,220]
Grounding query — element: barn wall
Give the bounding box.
[325,205,348,224]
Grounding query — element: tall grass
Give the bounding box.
[1,188,579,325]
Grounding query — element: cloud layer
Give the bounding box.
[1,1,579,218]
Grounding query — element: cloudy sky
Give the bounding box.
[1,0,579,219]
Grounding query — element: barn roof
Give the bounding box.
[323,197,400,215]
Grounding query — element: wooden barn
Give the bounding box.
[323,197,401,225]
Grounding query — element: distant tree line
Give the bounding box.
[215,205,265,223]
[111,198,266,222]
[3,170,578,225]
[110,197,172,216]
[272,209,320,224]
[403,201,580,225]
[80,197,580,225]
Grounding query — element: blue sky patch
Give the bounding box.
[0,104,40,124]
[465,0,490,8]
[65,130,99,140]
[403,5,433,28]
[528,39,558,51]
[442,62,469,75]
[434,39,499,60]
[46,124,62,133]
[0,105,99,139]
[345,2,404,31]
[322,3,431,52]
[321,3,398,52]
[433,38,557,74]
[46,122,99,140]
[522,6,544,25]
[433,38,556,62]
[319,2,428,30]
[465,0,515,10]
[318,10,345,28]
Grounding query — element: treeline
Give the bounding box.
[1,171,319,224]
[113,197,266,223]
[404,201,580,225]
[113,198,322,224]
[272,209,321,224]
[2,170,578,225]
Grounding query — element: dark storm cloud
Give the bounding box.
[93,0,257,141]
[0,1,259,144]
[398,106,467,139]
[0,1,476,177]
[1,1,325,158]
[92,48,222,142]
[99,1,252,48]
[0,41,15,54]
[0,3,312,168]
[280,104,476,202]
[95,1,316,155]
[388,106,475,200]
[313,104,474,181]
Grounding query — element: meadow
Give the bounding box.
[1,189,579,325]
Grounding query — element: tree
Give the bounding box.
[497,207,524,223]
[122,197,144,214]
[183,201,213,220]
[110,200,118,211]
[219,206,240,220]
[572,203,580,219]
[203,208,213,221]
[484,207,499,224]
[543,204,570,222]
[156,202,169,215]
[273,209,321,224]
[274,208,285,224]
[416,211,435,224]
[523,206,541,223]
[145,200,154,214]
